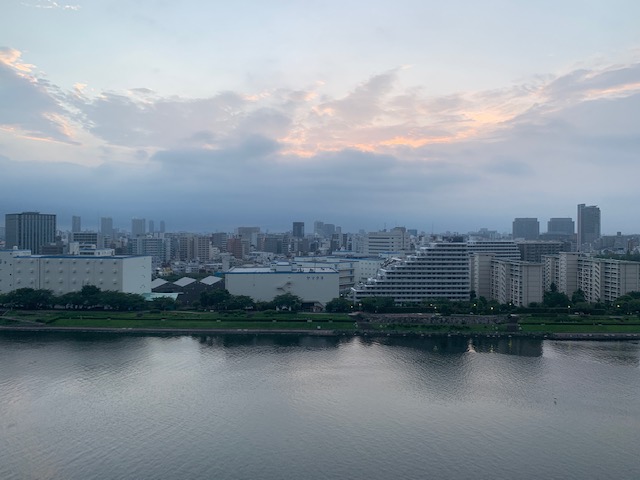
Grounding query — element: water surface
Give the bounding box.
[1,333,639,479]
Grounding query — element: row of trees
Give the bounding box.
[0,286,175,311]
[200,290,304,312]
[336,286,640,315]
[4,285,640,316]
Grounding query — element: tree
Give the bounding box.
[271,293,303,312]
[1,288,54,309]
[226,295,255,311]
[151,297,177,311]
[543,289,571,308]
[200,289,231,310]
[360,296,394,313]
[571,289,586,304]
[325,297,352,313]
[80,285,102,309]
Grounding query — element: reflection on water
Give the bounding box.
[1,332,639,480]
[364,334,544,357]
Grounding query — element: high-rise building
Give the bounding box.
[292,222,305,238]
[100,217,115,245]
[577,204,601,251]
[132,218,146,237]
[148,220,155,234]
[364,227,410,255]
[512,218,539,240]
[547,218,574,236]
[71,215,81,233]
[100,217,114,237]
[352,239,470,303]
[159,220,166,233]
[5,212,57,254]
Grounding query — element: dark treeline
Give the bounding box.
[0,286,159,311]
[3,285,640,317]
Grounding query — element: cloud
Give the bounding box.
[21,1,80,10]
[0,47,78,143]
[2,50,640,232]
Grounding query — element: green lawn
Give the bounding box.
[49,319,356,331]
[520,323,640,334]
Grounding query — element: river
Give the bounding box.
[1,333,639,479]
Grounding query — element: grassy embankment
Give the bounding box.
[360,314,640,335]
[2,310,357,331]
[3,311,640,334]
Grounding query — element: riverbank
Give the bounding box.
[2,309,640,341]
[2,323,640,341]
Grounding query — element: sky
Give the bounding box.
[1,0,639,234]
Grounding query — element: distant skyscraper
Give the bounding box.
[547,218,575,236]
[577,204,601,251]
[512,218,539,240]
[71,215,81,233]
[131,218,146,237]
[159,220,166,233]
[148,220,155,234]
[5,212,56,254]
[100,217,114,237]
[292,221,305,238]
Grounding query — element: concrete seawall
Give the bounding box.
[1,325,640,341]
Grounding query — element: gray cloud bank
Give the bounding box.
[1,48,639,233]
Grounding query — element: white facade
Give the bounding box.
[543,252,640,303]
[577,257,640,303]
[351,240,470,303]
[467,240,520,260]
[294,257,356,292]
[0,250,151,295]
[470,253,494,299]
[490,260,543,307]
[353,258,385,283]
[225,263,339,305]
[364,228,410,256]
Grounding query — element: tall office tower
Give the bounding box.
[5,212,57,254]
[292,221,305,238]
[512,218,539,240]
[211,232,228,252]
[100,216,114,240]
[71,215,81,233]
[159,220,166,233]
[148,220,155,234]
[131,218,146,237]
[577,204,601,251]
[314,221,324,236]
[547,218,574,236]
[236,227,260,248]
[323,223,336,237]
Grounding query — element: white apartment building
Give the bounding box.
[543,252,640,303]
[578,257,640,303]
[467,240,521,260]
[293,256,356,293]
[351,240,470,303]
[490,259,543,307]
[225,262,339,305]
[472,253,543,306]
[0,250,151,295]
[470,253,494,299]
[364,228,410,256]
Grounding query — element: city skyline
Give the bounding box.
[1,205,632,239]
[1,2,639,232]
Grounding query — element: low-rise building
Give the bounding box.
[225,262,339,306]
[0,249,151,295]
